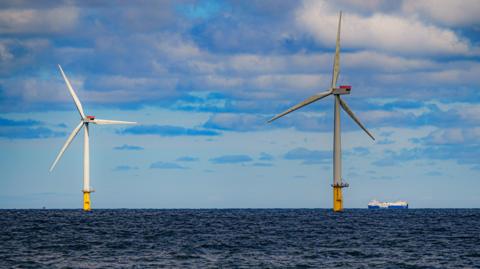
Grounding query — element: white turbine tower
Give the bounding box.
[50,65,136,211]
[268,12,375,212]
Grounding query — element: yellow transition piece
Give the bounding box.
[333,186,343,212]
[83,191,91,211]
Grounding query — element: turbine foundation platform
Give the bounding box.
[332,182,349,212]
[83,191,92,211]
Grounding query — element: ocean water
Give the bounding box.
[1,209,479,268]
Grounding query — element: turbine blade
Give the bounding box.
[58,65,86,119]
[92,119,137,125]
[331,11,342,88]
[49,121,84,172]
[268,90,332,123]
[338,97,375,140]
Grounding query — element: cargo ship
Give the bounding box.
[368,200,408,209]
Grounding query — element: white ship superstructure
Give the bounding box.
[368,200,408,209]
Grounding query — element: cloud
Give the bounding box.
[372,157,397,167]
[420,127,480,145]
[370,175,395,180]
[203,113,267,132]
[350,147,370,156]
[295,0,471,55]
[0,0,478,138]
[425,171,442,177]
[176,156,199,162]
[118,125,220,137]
[150,161,188,170]
[284,147,331,165]
[0,6,79,34]
[184,1,297,54]
[377,138,395,145]
[0,127,65,139]
[172,92,232,113]
[402,126,480,168]
[177,0,224,20]
[252,162,274,167]
[471,165,480,171]
[0,117,41,126]
[113,144,144,151]
[401,0,480,27]
[0,117,65,139]
[210,154,253,164]
[344,51,435,72]
[202,100,480,135]
[204,112,332,132]
[259,152,274,161]
[114,165,139,171]
[356,103,457,129]
[372,144,480,168]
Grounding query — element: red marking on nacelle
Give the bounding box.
[340,85,351,91]
[86,116,95,120]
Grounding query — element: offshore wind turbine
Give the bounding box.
[50,65,136,211]
[268,12,375,212]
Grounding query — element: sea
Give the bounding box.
[1,209,479,268]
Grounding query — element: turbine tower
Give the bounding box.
[50,65,136,211]
[268,12,375,212]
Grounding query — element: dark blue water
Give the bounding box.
[1,209,479,268]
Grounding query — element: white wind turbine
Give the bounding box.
[50,65,136,211]
[268,12,375,212]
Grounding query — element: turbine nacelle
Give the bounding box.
[332,85,351,95]
[84,115,96,122]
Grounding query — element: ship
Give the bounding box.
[368,200,408,209]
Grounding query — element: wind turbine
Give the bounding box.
[268,12,375,212]
[50,65,136,211]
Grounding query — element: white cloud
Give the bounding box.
[375,62,480,86]
[344,51,435,72]
[0,42,13,61]
[0,38,51,75]
[296,0,471,55]
[402,0,480,27]
[0,7,79,34]
[426,127,480,144]
[1,78,70,104]
[456,104,480,122]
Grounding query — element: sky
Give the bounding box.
[1,0,480,209]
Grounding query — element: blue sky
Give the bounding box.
[1,0,479,208]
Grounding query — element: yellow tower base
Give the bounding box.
[332,183,348,212]
[333,186,343,212]
[83,191,91,211]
